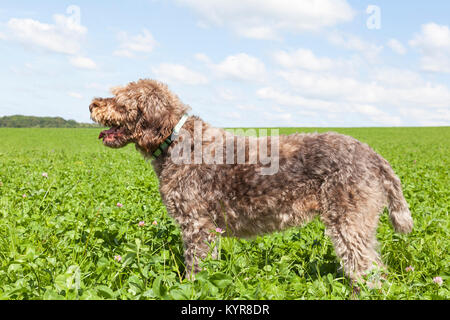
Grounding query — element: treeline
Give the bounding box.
[0,115,101,128]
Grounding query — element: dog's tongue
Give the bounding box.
[99,127,117,139]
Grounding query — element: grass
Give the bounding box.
[0,127,448,300]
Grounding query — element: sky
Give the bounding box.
[0,0,449,127]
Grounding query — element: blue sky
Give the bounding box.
[0,0,449,127]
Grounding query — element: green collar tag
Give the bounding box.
[151,114,189,159]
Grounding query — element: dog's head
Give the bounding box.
[89,79,189,155]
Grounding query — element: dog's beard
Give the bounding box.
[98,126,131,148]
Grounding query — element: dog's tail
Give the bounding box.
[378,156,413,234]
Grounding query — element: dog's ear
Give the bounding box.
[135,85,178,153]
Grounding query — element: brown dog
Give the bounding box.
[89,79,413,281]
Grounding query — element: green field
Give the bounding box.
[0,127,448,300]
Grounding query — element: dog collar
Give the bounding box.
[152,114,189,159]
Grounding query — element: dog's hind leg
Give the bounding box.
[322,213,383,281]
[319,178,385,282]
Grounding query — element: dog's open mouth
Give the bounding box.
[98,126,126,142]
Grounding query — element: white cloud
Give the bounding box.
[418,55,450,74]
[273,48,335,71]
[328,32,383,63]
[4,8,98,72]
[238,26,279,40]
[194,52,211,64]
[114,29,157,58]
[68,56,97,70]
[254,49,450,126]
[370,67,421,88]
[236,104,258,111]
[387,39,407,55]
[278,69,362,100]
[223,111,242,120]
[399,107,450,126]
[113,49,135,58]
[257,86,404,126]
[263,111,293,123]
[354,104,402,126]
[177,0,355,39]
[151,63,208,85]
[6,13,87,55]
[278,68,450,109]
[204,53,266,82]
[68,92,83,99]
[410,23,450,73]
[216,88,237,101]
[85,82,110,90]
[393,83,450,109]
[257,87,339,111]
[410,23,450,51]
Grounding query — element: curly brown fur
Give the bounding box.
[90,79,413,281]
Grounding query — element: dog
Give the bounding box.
[89,79,413,282]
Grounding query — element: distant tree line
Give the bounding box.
[0,115,102,128]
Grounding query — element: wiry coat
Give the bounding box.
[90,79,413,281]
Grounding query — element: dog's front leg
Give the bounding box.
[180,222,216,280]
